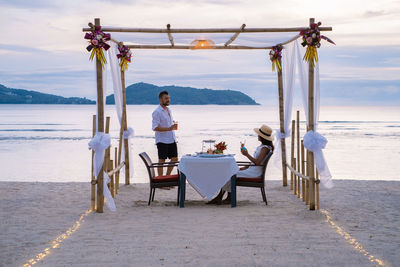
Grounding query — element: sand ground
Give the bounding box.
[0,180,399,267]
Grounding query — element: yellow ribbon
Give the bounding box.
[272,59,281,72]
[89,48,107,69]
[303,46,319,67]
[119,58,129,71]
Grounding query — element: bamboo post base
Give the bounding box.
[109,160,114,198]
[90,115,96,211]
[114,147,118,195]
[293,159,297,195]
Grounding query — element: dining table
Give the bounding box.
[177,154,239,208]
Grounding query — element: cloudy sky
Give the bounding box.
[0,0,399,105]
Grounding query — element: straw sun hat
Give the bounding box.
[253,124,274,142]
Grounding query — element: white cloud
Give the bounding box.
[0,0,399,104]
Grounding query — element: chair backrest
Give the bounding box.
[260,150,273,184]
[139,152,155,181]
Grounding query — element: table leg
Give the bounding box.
[231,175,236,208]
[179,173,186,208]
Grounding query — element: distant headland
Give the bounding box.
[106,82,259,105]
[0,82,259,105]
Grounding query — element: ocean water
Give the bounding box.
[0,104,399,183]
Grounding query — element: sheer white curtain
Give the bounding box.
[273,41,296,167]
[108,42,134,178]
[295,40,333,188]
[274,40,333,189]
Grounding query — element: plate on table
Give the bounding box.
[196,153,232,158]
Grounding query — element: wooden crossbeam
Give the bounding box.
[224,24,246,46]
[125,44,273,49]
[82,26,333,33]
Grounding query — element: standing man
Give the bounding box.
[152,91,178,176]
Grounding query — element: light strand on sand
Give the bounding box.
[321,209,386,266]
[21,210,91,267]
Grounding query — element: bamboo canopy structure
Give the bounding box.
[84,18,332,212]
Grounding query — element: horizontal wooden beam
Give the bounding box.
[82,26,332,33]
[125,44,274,50]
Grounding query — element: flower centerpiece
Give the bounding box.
[84,26,111,69]
[214,141,227,154]
[117,45,132,71]
[269,44,282,72]
[300,22,335,67]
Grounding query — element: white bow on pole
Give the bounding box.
[303,130,333,188]
[88,132,116,211]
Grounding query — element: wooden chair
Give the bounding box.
[235,150,273,205]
[139,152,180,206]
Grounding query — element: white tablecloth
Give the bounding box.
[178,155,239,200]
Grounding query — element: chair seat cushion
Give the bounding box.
[237,177,262,183]
[152,174,179,183]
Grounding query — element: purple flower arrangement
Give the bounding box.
[300,22,335,67]
[269,44,283,71]
[84,26,111,68]
[117,45,132,71]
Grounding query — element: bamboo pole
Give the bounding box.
[105,116,111,177]
[114,147,118,194]
[105,116,111,164]
[126,44,274,50]
[90,115,96,211]
[293,160,297,195]
[305,150,310,205]
[316,169,320,210]
[121,69,130,185]
[224,24,246,46]
[117,123,123,190]
[95,18,105,213]
[166,24,174,46]
[109,160,114,198]
[291,120,295,191]
[301,140,306,202]
[107,161,125,177]
[307,18,316,210]
[296,111,301,198]
[82,26,333,33]
[277,59,288,187]
[286,164,310,180]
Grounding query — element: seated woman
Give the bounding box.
[207,124,274,205]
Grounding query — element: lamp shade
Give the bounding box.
[190,39,216,49]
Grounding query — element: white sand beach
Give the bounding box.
[1,180,399,267]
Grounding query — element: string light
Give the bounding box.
[321,209,386,266]
[20,208,388,266]
[21,210,91,266]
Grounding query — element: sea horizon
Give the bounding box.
[1,104,399,183]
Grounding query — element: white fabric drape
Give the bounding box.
[108,42,134,178]
[273,41,296,167]
[295,41,333,188]
[88,132,116,211]
[273,39,333,188]
[108,43,123,124]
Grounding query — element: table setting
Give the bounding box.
[178,140,240,207]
